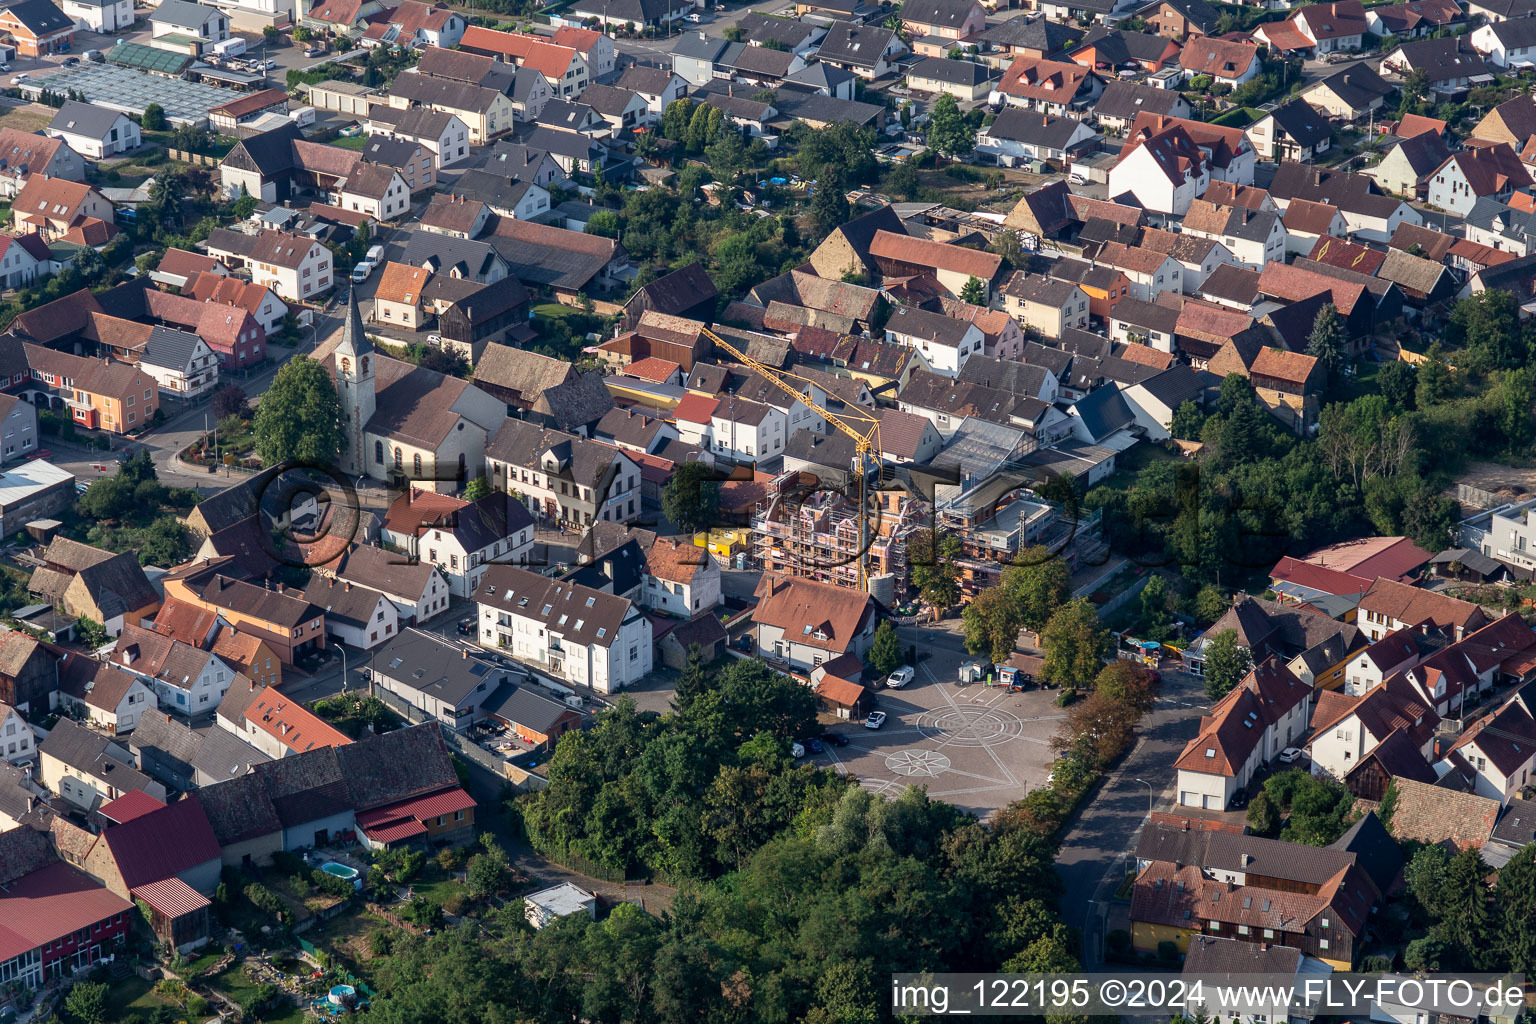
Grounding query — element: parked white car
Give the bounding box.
[887,666,915,689]
[865,711,887,730]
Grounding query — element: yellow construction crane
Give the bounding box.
[699,326,883,589]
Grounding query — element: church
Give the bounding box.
[319,294,507,494]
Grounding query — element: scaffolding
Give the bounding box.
[752,470,926,592]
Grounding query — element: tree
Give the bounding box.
[1202,629,1250,700]
[1170,399,1206,441]
[1039,598,1109,691]
[212,382,249,421]
[673,643,709,713]
[705,129,748,182]
[66,982,108,1024]
[868,621,904,676]
[959,275,985,305]
[147,169,186,228]
[1493,367,1536,451]
[909,531,962,611]
[1094,661,1154,713]
[1377,359,1417,411]
[465,849,507,899]
[1245,789,1279,836]
[660,461,720,535]
[1005,545,1071,634]
[963,586,1025,663]
[926,93,976,160]
[1497,844,1536,971]
[1399,68,1430,118]
[72,245,103,283]
[1415,344,1454,407]
[1305,303,1347,380]
[1449,289,1525,370]
[231,186,258,221]
[811,176,851,233]
[141,102,166,131]
[253,356,344,467]
[1139,574,1170,634]
[1194,585,1227,625]
[463,476,490,500]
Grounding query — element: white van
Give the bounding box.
[365,244,384,264]
[351,260,373,283]
[289,105,316,127]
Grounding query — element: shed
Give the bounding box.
[131,877,212,953]
[525,882,597,929]
[813,672,870,719]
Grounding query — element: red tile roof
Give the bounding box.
[0,862,132,963]
[868,229,1002,279]
[673,391,720,425]
[244,685,352,753]
[98,790,165,825]
[995,56,1092,103]
[99,798,221,890]
[131,877,211,919]
[622,356,681,383]
[1180,35,1258,78]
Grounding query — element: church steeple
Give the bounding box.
[337,290,372,360]
[335,290,375,478]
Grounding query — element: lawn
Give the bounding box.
[302,906,393,976]
[205,966,310,1024]
[0,105,53,134]
[331,135,367,150]
[103,975,181,1020]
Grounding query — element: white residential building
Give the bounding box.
[140,329,219,401]
[381,489,538,598]
[475,563,654,694]
[709,395,786,463]
[885,304,985,376]
[1174,658,1310,811]
[640,537,723,619]
[0,703,35,763]
[109,624,237,716]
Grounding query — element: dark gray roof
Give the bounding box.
[1265,99,1331,149]
[909,55,997,87]
[672,31,731,60]
[957,353,1052,397]
[40,718,151,792]
[785,427,859,473]
[720,40,799,76]
[579,83,643,117]
[474,564,637,651]
[533,372,615,432]
[303,575,388,630]
[1386,36,1489,83]
[1329,810,1404,895]
[191,726,272,782]
[775,91,884,126]
[361,135,423,169]
[142,326,204,371]
[390,72,502,113]
[1091,79,1186,119]
[401,230,504,279]
[561,537,646,595]
[1070,383,1134,440]
[887,303,975,348]
[697,88,775,121]
[595,406,669,449]
[1068,26,1174,66]
[815,20,899,68]
[986,108,1086,147]
[1134,363,1205,408]
[487,418,631,493]
[1483,12,1536,45]
[1491,796,1536,848]
[483,140,556,178]
[782,60,855,93]
[483,682,577,734]
[524,124,604,161]
[376,628,507,705]
[48,101,126,139]
[572,0,679,23]
[980,13,1083,53]
[1309,62,1393,108]
[1109,296,1179,335]
[616,65,682,97]
[536,99,598,132]
[737,11,823,48]
[902,0,980,28]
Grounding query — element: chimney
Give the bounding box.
[329,577,335,588]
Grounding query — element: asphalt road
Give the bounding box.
[1055,669,1209,969]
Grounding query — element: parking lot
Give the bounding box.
[811,657,1067,818]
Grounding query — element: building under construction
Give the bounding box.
[752,470,927,600]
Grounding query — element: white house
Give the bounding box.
[330,544,453,625]
[148,0,229,55]
[1180,199,1286,269]
[751,576,878,674]
[1426,144,1533,217]
[1092,242,1184,302]
[885,304,985,377]
[1307,675,1436,783]
[708,395,786,463]
[47,101,139,159]
[1174,658,1310,811]
[475,563,654,694]
[0,702,35,763]
[1342,625,1422,697]
[1438,694,1536,804]
[641,537,723,619]
[303,576,400,650]
[57,660,156,736]
[1107,125,1211,216]
[60,0,134,32]
[1469,17,1536,69]
[381,488,537,598]
[39,719,166,811]
[140,329,219,402]
[109,624,236,716]
[485,418,645,527]
[368,628,499,731]
[977,109,1097,167]
[204,228,333,304]
[336,163,410,222]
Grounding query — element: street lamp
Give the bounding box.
[338,644,349,693]
[1134,777,1155,816]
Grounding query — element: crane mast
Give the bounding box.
[699,327,883,589]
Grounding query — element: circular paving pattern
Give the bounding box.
[917,706,1026,748]
[885,750,952,776]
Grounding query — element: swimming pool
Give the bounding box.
[320,862,361,890]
